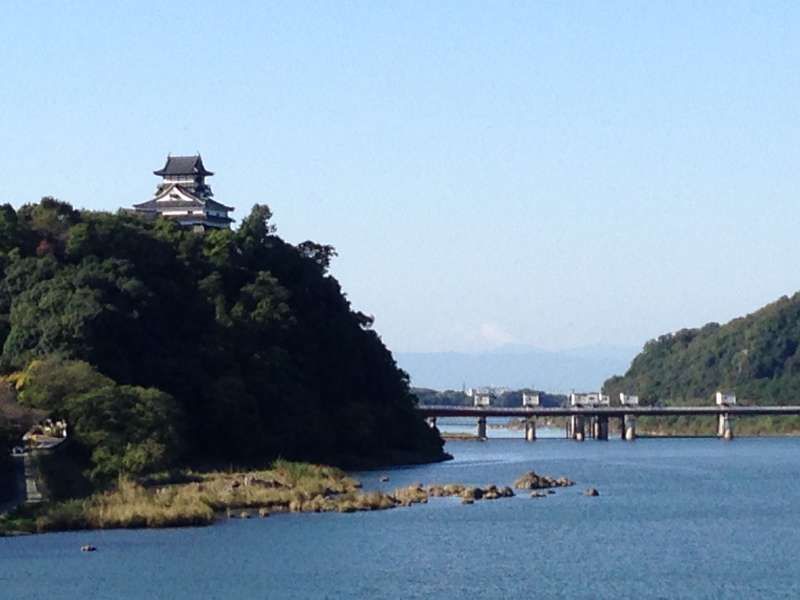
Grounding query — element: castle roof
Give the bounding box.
[154,155,214,177]
[133,184,234,211]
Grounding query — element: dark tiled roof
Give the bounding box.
[170,214,234,224]
[154,155,214,177]
[133,199,204,210]
[205,198,235,212]
[134,184,233,212]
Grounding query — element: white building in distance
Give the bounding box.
[473,391,494,407]
[715,392,737,406]
[522,392,540,407]
[570,392,610,407]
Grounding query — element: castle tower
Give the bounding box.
[132,155,234,231]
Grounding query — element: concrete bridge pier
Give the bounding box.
[524,418,536,441]
[593,416,609,440]
[477,416,487,440]
[569,415,585,441]
[718,413,734,440]
[623,415,637,441]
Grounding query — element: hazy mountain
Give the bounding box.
[395,344,639,392]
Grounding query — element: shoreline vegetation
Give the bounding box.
[635,415,800,437]
[0,462,577,536]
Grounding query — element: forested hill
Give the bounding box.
[604,293,800,405]
[0,199,445,487]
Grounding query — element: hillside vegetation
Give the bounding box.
[0,199,445,496]
[604,293,800,405]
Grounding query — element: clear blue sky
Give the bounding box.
[2,2,799,354]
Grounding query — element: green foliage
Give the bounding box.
[18,357,113,414]
[65,385,182,481]
[605,294,800,405]
[0,199,444,488]
[413,387,566,407]
[17,357,183,482]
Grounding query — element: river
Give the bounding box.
[3,429,800,599]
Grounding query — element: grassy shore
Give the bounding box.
[440,432,480,440]
[0,460,390,534]
[0,461,574,536]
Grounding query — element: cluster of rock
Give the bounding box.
[391,483,515,506]
[427,483,515,504]
[223,470,588,518]
[513,471,575,491]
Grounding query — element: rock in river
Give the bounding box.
[514,471,575,490]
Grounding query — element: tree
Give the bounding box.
[17,357,113,414]
[0,199,445,483]
[66,385,182,481]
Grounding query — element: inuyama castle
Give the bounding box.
[132,155,234,231]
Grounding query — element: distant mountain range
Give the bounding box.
[395,344,639,393]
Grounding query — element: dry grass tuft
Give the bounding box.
[11,462,540,535]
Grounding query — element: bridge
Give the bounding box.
[416,405,800,441]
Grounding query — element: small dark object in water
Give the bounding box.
[583,488,600,497]
[379,475,390,482]
[81,545,97,552]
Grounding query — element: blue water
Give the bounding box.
[3,437,800,599]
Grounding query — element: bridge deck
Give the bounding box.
[417,405,800,418]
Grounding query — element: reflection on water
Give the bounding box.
[3,437,800,599]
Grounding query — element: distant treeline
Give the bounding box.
[0,199,445,497]
[412,388,567,407]
[604,293,800,406]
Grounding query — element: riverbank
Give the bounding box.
[440,432,480,441]
[0,461,379,535]
[0,459,563,536]
[635,415,800,437]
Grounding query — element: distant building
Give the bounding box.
[522,392,540,407]
[570,392,610,407]
[472,390,495,407]
[715,392,736,406]
[22,418,68,451]
[132,155,234,231]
